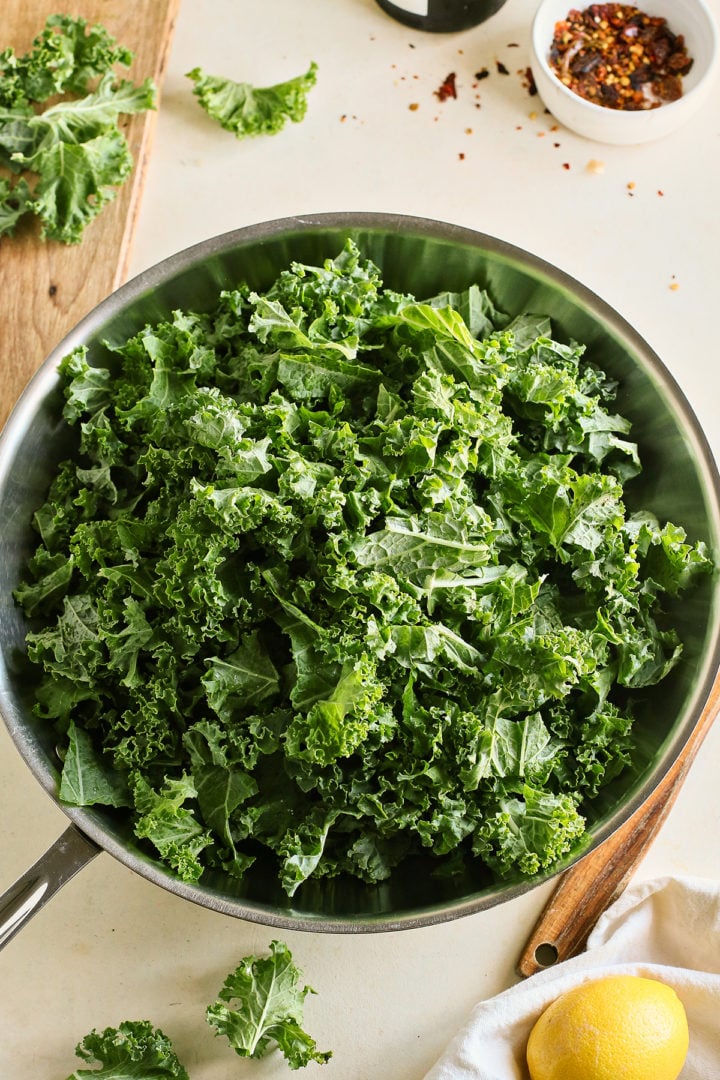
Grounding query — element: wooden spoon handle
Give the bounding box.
[517,669,720,978]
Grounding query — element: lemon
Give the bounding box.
[526,973,689,1080]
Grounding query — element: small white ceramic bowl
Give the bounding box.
[530,0,719,144]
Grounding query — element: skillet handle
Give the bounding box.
[0,824,100,950]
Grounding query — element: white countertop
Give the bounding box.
[2,1,720,1076]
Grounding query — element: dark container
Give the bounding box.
[374,0,508,32]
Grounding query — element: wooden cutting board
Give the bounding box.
[0,0,181,431]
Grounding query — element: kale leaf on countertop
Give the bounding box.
[186,62,317,138]
[207,940,332,1069]
[65,1020,189,1079]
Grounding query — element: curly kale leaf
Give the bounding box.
[0,13,133,108]
[0,175,31,236]
[66,1020,188,1079]
[0,15,155,243]
[186,62,318,138]
[206,940,332,1070]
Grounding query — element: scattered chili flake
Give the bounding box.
[458,152,466,160]
[340,114,347,122]
[521,66,538,95]
[553,141,561,147]
[434,72,458,101]
[658,189,664,195]
[562,162,571,169]
[475,67,491,80]
[496,60,510,75]
[549,4,693,110]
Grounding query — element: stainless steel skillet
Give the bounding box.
[2,213,719,946]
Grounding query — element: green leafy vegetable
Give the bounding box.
[186,62,318,137]
[206,940,332,1069]
[65,1020,188,1079]
[59,719,133,807]
[16,240,713,897]
[0,14,155,243]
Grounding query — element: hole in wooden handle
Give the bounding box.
[533,942,559,968]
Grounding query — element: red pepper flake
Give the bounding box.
[549,4,694,111]
[458,151,466,160]
[657,189,665,196]
[434,72,458,101]
[496,60,510,75]
[562,162,571,169]
[340,114,347,122]
[475,67,490,80]
[520,66,538,96]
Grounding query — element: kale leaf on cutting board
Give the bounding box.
[15,240,713,895]
[0,13,156,244]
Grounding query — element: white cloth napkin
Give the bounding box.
[423,875,720,1080]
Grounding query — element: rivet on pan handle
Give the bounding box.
[517,669,720,978]
[0,825,100,950]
